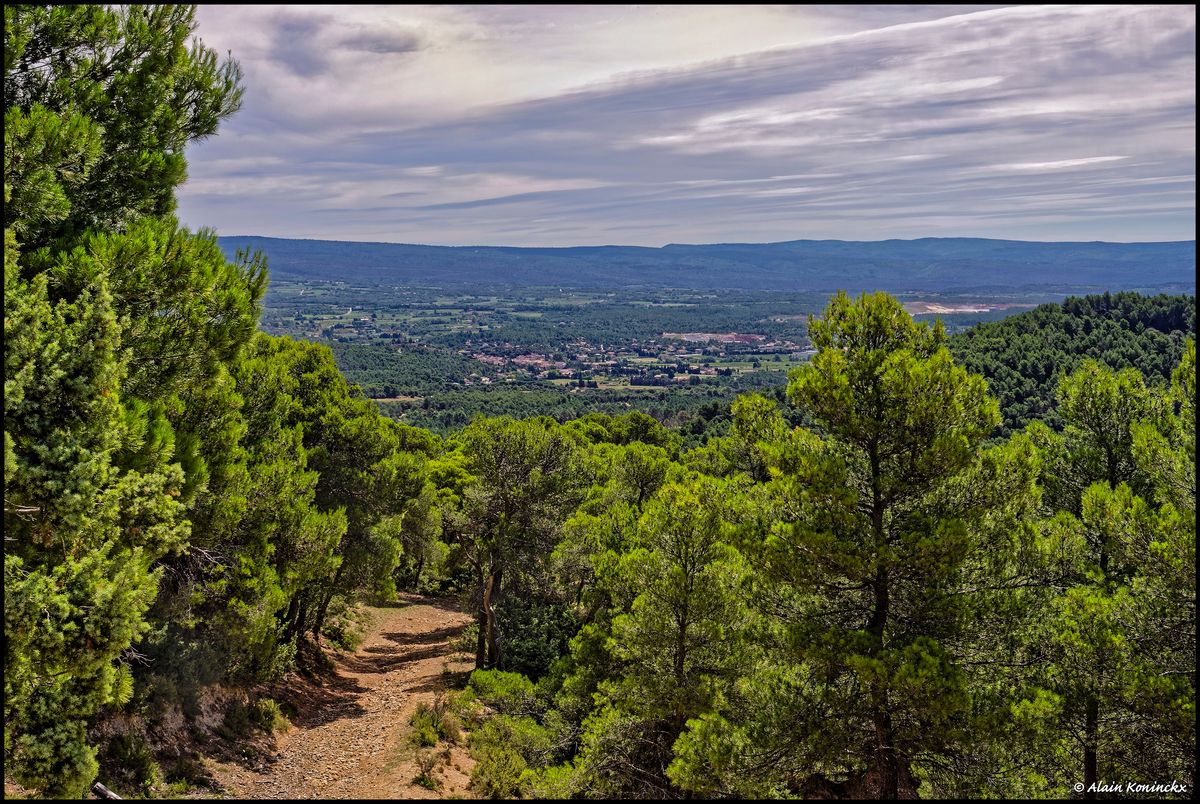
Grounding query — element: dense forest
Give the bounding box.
[4,5,1195,802]
[950,293,1195,436]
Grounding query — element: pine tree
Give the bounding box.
[671,291,1038,798]
[4,5,248,794]
[1019,351,1195,795]
[448,417,587,670]
[4,230,189,797]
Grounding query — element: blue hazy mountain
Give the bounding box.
[217,236,1196,291]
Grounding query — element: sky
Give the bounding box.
[177,4,1196,247]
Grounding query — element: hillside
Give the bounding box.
[218,235,1196,292]
[949,292,1196,435]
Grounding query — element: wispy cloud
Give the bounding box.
[997,157,1129,171]
[178,4,1196,246]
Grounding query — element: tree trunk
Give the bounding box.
[312,561,347,642]
[281,593,300,641]
[1087,463,1112,800]
[867,436,889,644]
[484,566,503,668]
[675,599,690,687]
[475,562,487,669]
[875,704,900,799]
[868,568,898,799]
[1084,696,1099,799]
[312,590,333,643]
[868,566,889,641]
[294,594,310,640]
[865,429,897,799]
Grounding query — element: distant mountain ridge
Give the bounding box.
[217,235,1196,292]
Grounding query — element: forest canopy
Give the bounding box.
[950,292,1195,435]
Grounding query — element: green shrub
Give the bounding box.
[466,669,538,716]
[263,639,298,681]
[217,701,253,741]
[410,696,462,746]
[321,602,369,651]
[465,713,558,799]
[414,749,441,790]
[166,778,192,796]
[410,704,440,747]
[469,744,527,799]
[494,597,579,680]
[469,715,552,766]
[522,763,580,799]
[448,628,477,658]
[96,732,160,797]
[249,698,288,733]
[447,689,485,728]
[162,755,208,794]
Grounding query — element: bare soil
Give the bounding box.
[203,594,477,799]
[900,300,1039,315]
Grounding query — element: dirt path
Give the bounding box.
[207,595,476,799]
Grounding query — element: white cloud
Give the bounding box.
[997,156,1130,171]
[179,4,1196,246]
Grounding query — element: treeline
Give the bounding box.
[425,294,1195,799]
[949,292,1195,436]
[377,380,784,439]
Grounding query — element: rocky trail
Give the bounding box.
[205,595,477,799]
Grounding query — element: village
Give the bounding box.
[460,332,815,389]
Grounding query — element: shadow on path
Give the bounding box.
[209,596,478,798]
[274,668,371,728]
[274,597,471,726]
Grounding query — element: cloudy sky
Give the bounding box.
[177,4,1196,247]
